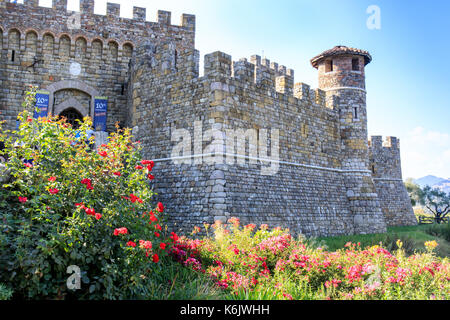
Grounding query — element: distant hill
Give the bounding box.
[414,175,450,194]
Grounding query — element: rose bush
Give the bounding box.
[0,88,169,299]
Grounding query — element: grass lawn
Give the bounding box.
[313,223,450,258]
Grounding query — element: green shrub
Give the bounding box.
[425,223,450,242]
[0,88,168,299]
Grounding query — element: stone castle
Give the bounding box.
[0,0,417,236]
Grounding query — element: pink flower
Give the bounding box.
[139,240,152,249]
[95,213,102,220]
[48,176,56,182]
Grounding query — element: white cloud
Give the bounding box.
[401,126,450,179]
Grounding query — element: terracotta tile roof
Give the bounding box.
[310,46,372,68]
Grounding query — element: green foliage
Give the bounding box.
[0,283,13,300]
[0,88,167,299]
[405,178,423,207]
[425,223,450,242]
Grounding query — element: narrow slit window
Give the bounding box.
[352,58,359,71]
[354,107,358,119]
[11,50,15,62]
[121,84,125,95]
[174,49,178,70]
[325,59,333,72]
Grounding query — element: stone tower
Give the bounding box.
[311,45,371,170]
[311,46,387,234]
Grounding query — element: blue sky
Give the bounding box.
[31,0,450,179]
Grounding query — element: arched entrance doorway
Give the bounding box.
[59,108,83,129]
[44,80,100,122]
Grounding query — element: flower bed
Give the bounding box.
[170,219,450,300]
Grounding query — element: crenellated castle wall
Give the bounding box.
[127,42,390,236]
[0,1,416,236]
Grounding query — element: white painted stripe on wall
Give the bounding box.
[152,152,372,174]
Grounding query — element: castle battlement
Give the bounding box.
[4,0,195,30]
[200,50,335,110]
[369,135,400,150]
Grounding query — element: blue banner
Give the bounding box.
[34,90,50,118]
[93,96,108,131]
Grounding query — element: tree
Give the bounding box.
[404,178,424,206]
[418,186,450,224]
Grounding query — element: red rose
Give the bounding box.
[48,188,59,195]
[98,150,107,157]
[81,178,91,185]
[149,213,158,223]
[95,213,102,220]
[85,207,95,216]
[160,243,166,250]
[154,232,160,237]
[126,241,136,248]
[157,202,164,213]
[24,163,33,168]
[170,232,179,242]
[113,172,121,176]
[152,254,159,263]
[18,196,28,203]
[48,176,57,182]
[147,174,154,180]
[114,227,128,236]
[155,224,162,231]
[128,194,143,204]
[135,165,143,170]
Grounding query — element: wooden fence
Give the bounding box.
[418,216,449,224]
